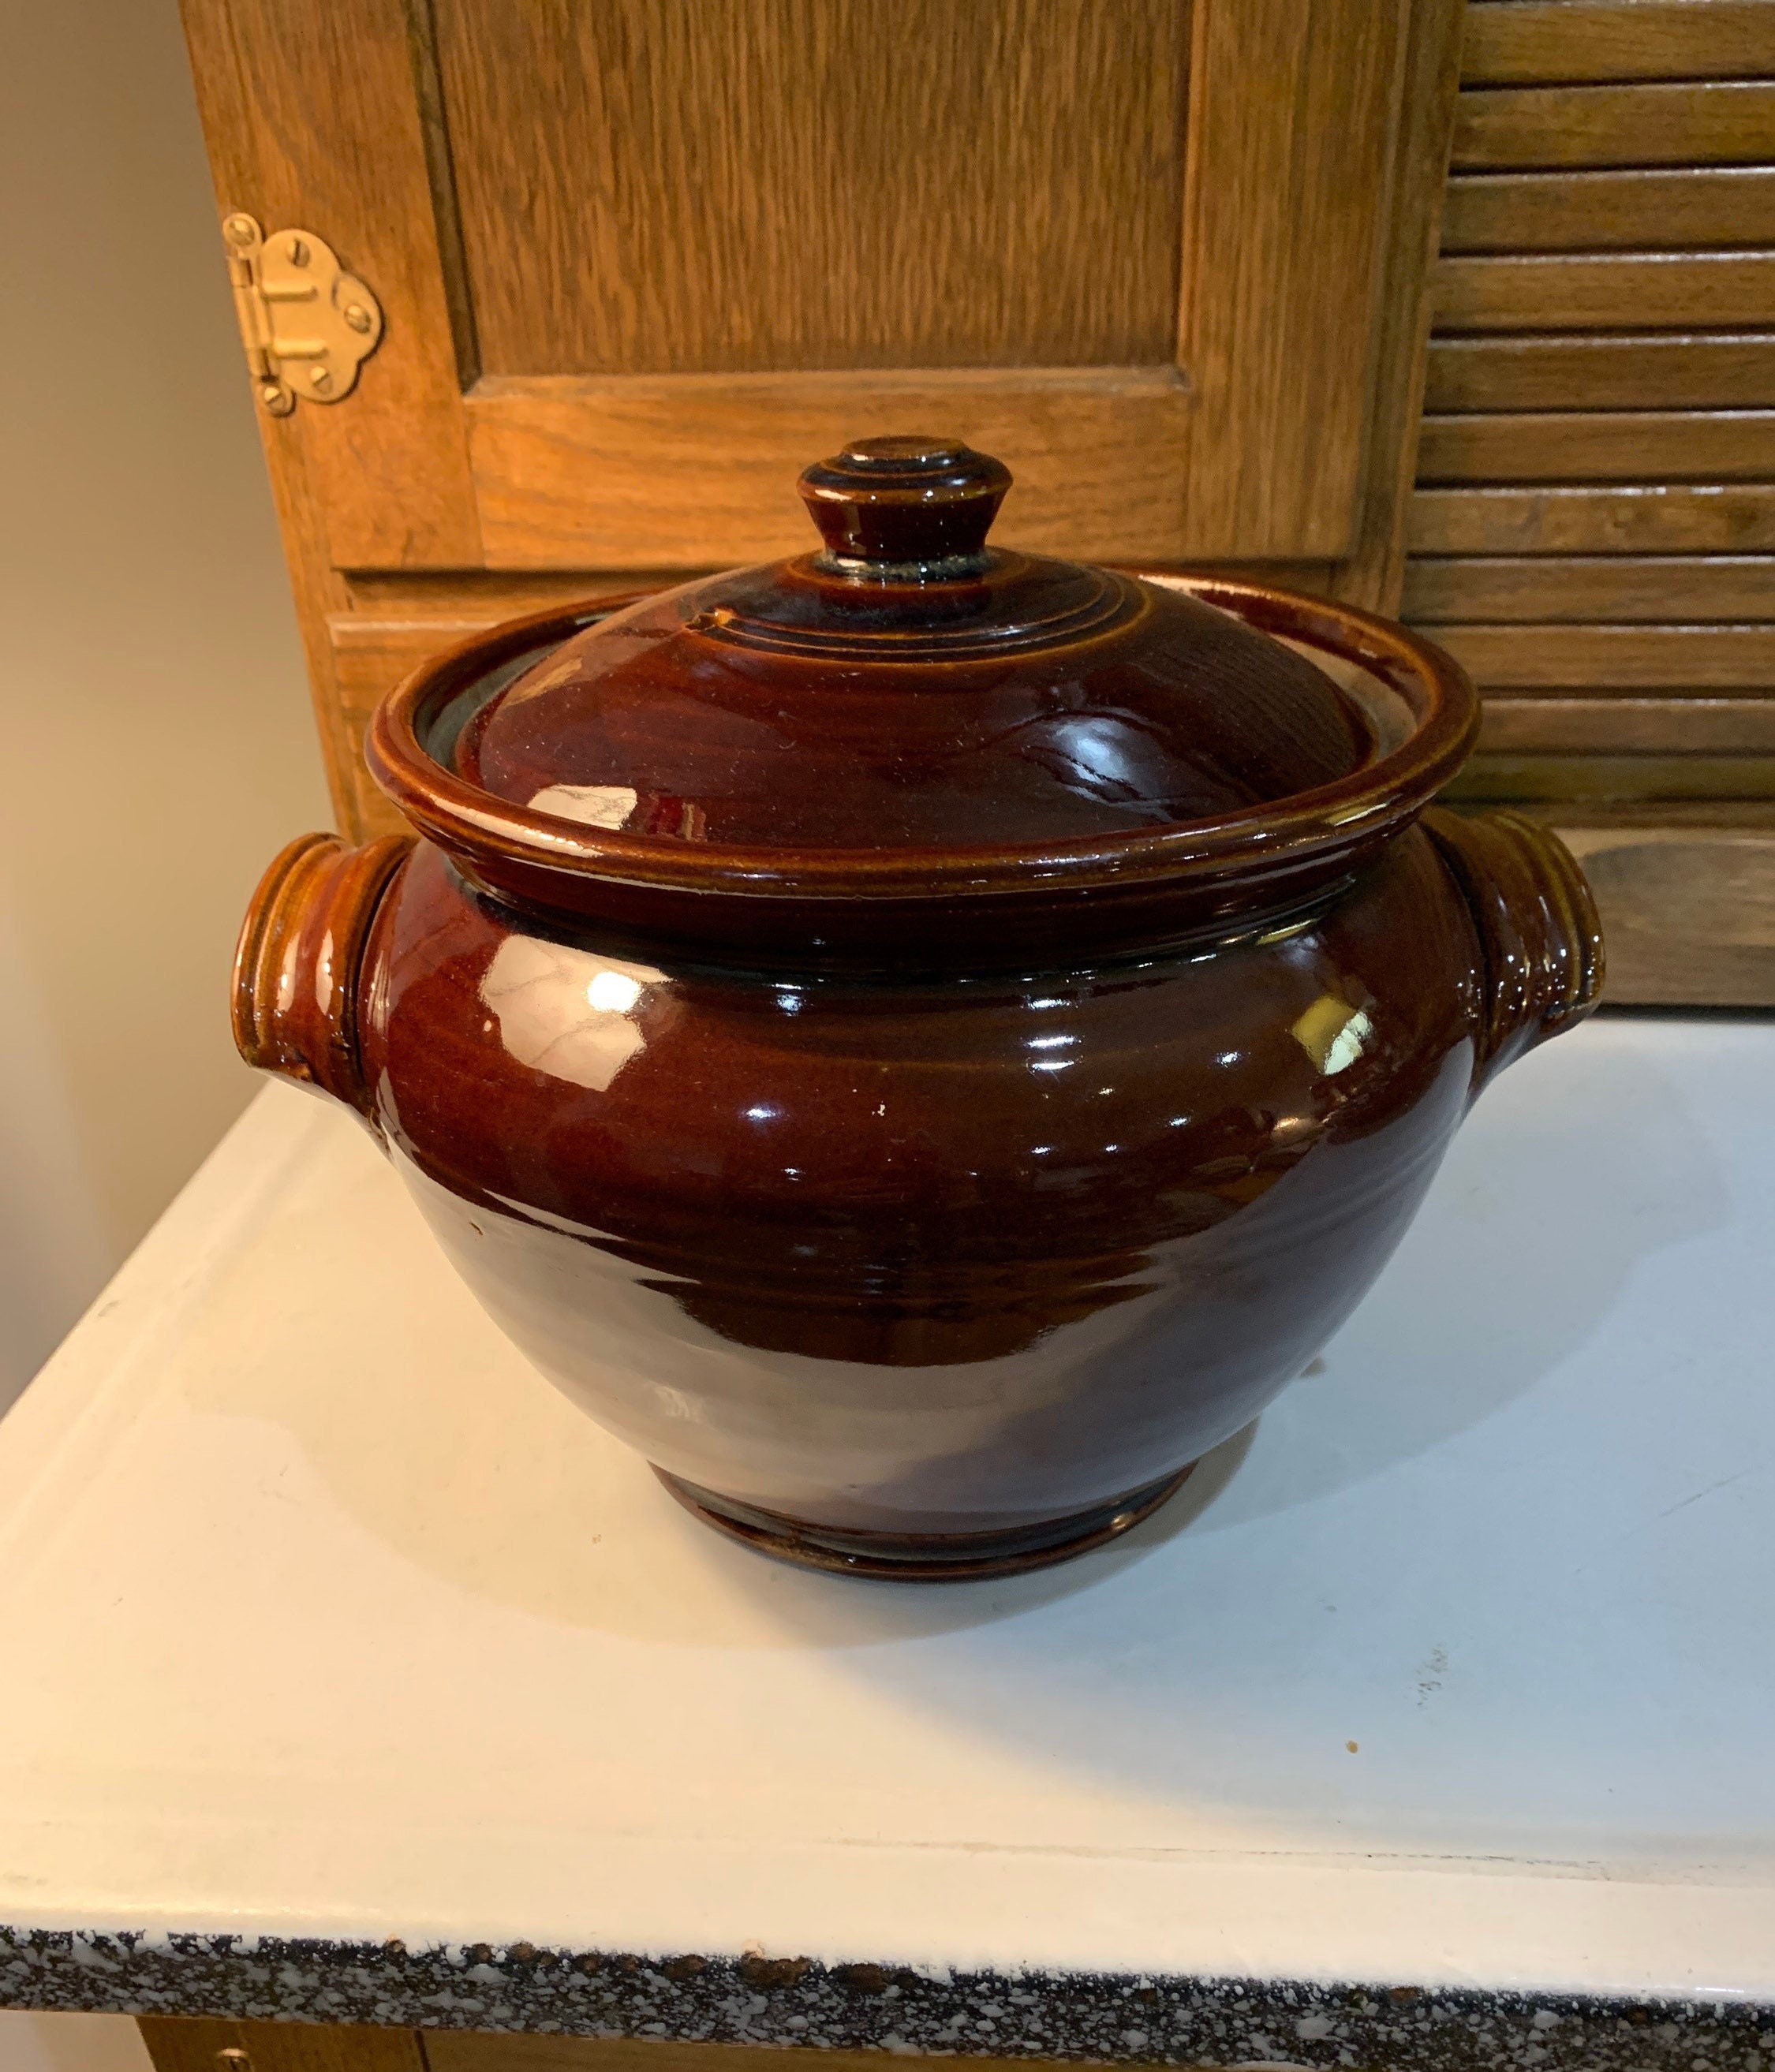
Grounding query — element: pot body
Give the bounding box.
[235,553,1602,1577]
[340,827,1491,1548]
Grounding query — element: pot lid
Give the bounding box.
[454,438,1377,852]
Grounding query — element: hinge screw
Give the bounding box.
[217,2051,254,2072]
[223,213,257,247]
[286,237,310,267]
[308,367,334,394]
[260,382,295,416]
[344,303,372,334]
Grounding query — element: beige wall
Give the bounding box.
[2,12,324,2064]
[0,2017,151,2072]
[0,3,329,2059]
[0,0,329,1417]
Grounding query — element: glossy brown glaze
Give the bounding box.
[656,1464,1198,1582]
[237,442,1605,1577]
[456,439,1373,853]
[367,579,1479,970]
[796,437,1014,568]
[352,825,1482,1538]
[238,786,1596,1559]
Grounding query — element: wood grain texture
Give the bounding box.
[466,368,1197,566]
[1429,621,1775,687]
[1173,0,1406,558]
[178,0,481,569]
[1558,822,1775,1002]
[331,613,513,726]
[450,0,1424,567]
[1442,167,1775,252]
[140,2020,424,2072]
[180,0,492,828]
[1418,409,1775,480]
[1411,482,1775,551]
[1452,80,1775,169]
[432,0,1188,375]
[1461,0,1775,86]
[342,569,686,614]
[1435,252,1775,331]
[179,0,382,824]
[1425,333,1775,410]
[1404,552,1775,619]
[430,2035,1095,2072]
[1328,0,1469,613]
[1475,694,1775,752]
[1452,752,1775,798]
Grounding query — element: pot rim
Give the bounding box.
[364,571,1478,905]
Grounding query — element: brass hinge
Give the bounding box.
[222,211,383,416]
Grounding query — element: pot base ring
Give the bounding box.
[654,1463,1195,1582]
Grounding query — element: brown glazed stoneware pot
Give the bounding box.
[234,439,1604,1581]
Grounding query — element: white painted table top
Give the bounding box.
[1,1017,1772,2006]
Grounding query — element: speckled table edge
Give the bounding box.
[3,1928,1772,2072]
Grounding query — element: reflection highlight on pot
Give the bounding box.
[526,781,640,831]
[586,968,642,1014]
[479,936,664,1093]
[1291,991,1374,1077]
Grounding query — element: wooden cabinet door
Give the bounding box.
[181,0,1463,832]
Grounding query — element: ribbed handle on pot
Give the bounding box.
[232,831,413,1117]
[1423,807,1605,1086]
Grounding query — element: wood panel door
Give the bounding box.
[180,0,1463,834]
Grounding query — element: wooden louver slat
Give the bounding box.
[1429,622,1775,689]
[1424,334,1775,412]
[1442,167,1775,252]
[1434,252,1775,332]
[1417,0,1775,1007]
[1418,409,1775,483]
[1411,484,1775,554]
[1460,0,1775,88]
[1403,554,1775,622]
[1452,80,1775,170]
[1478,697,1775,753]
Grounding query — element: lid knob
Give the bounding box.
[798,436,1012,573]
